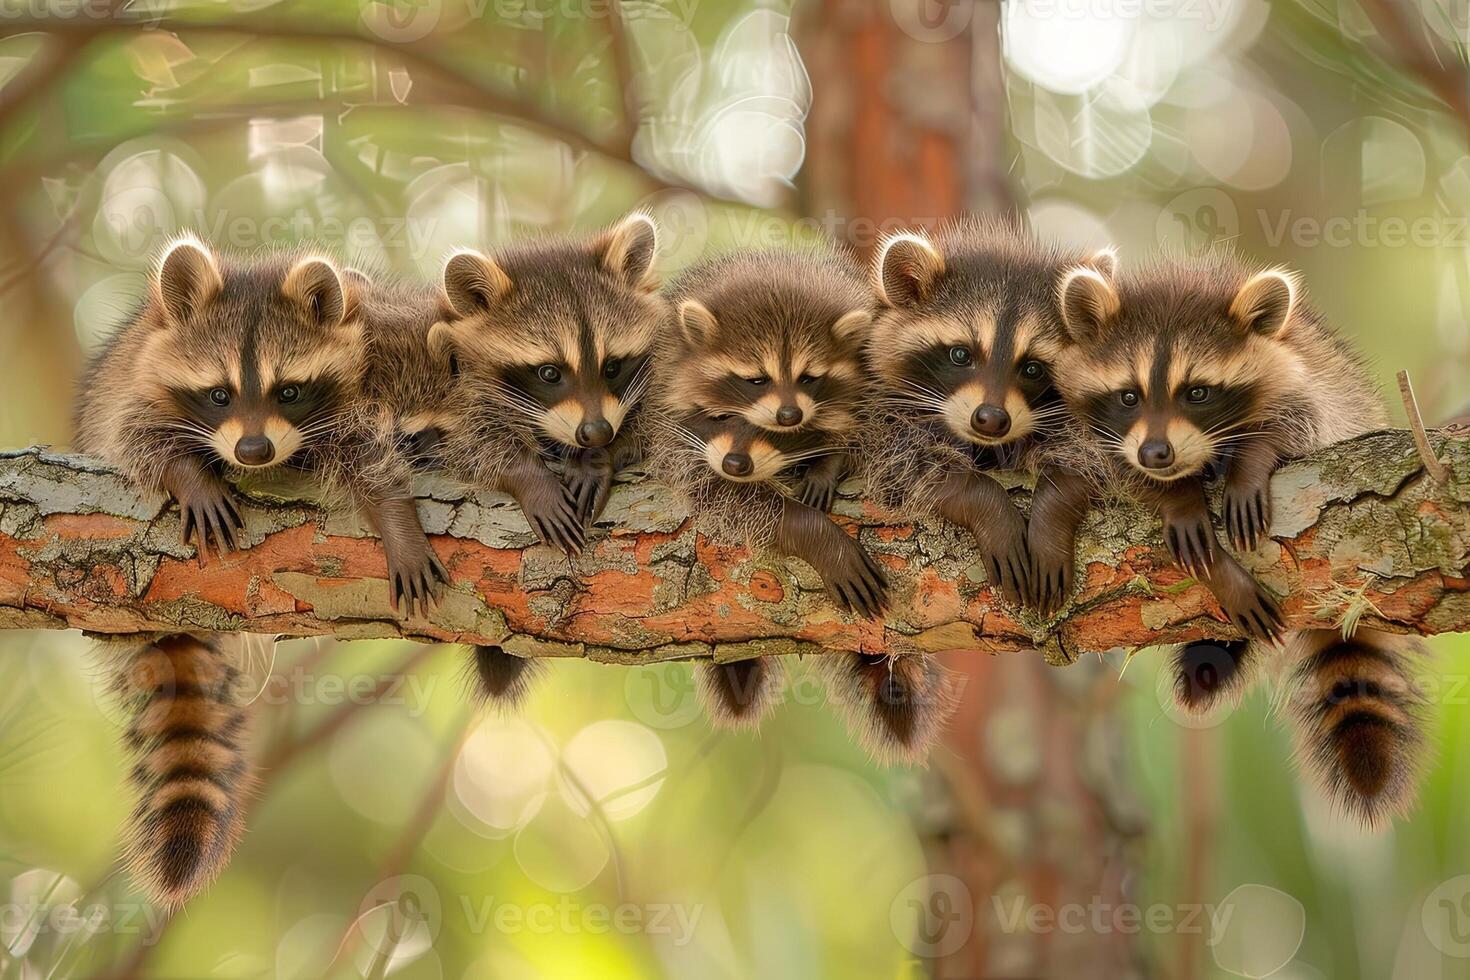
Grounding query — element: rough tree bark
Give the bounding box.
[1,430,1464,660]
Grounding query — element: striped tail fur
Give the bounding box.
[112,633,255,906]
[696,658,784,730]
[1286,628,1429,826]
[466,645,546,709]
[1171,639,1257,715]
[822,654,959,765]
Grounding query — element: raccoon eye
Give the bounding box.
[537,364,563,385]
[602,359,622,380]
[208,387,230,407]
[1186,385,1211,404]
[278,385,301,404]
[798,374,821,385]
[948,346,973,367]
[1019,359,1046,381]
[1119,390,1140,408]
[745,376,770,386]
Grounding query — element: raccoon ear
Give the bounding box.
[426,321,456,362]
[1057,265,1120,343]
[677,299,718,346]
[1230,268,1298,337]
[597,212,659,289]
[442,250,512,317]
[875,231,944,308]
[341,267,373,288]
[1086,246,1119,280]
[284,258,353,328]
[155,236,222,326]
[832,309,872,342]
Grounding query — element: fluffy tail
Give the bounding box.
[1286,628,1429,826]
[114,634,255,906]
[466,645,546,709]
[823,654,958,764]
[696,658,784,730]
[1171,639,1256,714]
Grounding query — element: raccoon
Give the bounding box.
[429,213,664,706]
[1055,253,1427,824]
[819,653,960,765]
[645,247,889,731]
[864,218,1115,616]
[73,236,444,903]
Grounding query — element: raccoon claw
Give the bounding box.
[823,542,889,620]
[1211,560,1285,642]
[179,488,245,564]
[1225,484,1271,552]
[1025,548,1075,619]
[798,475,838,514]
[565,449,613,525]
[388,550,449,619]
[525,489,586,556]
[1164,515,1215,578]
[977,530,1029,608]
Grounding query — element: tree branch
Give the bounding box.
[0,430,1465,665]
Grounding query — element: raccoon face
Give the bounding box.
[1056,262,1303,482]
[678,412,829,484]
[667,256,870,436]
[142,237,363,470]
[430,213,662,450]
[871,232,1109,448]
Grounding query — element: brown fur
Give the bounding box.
[820,653,959,765]
[105,634,255,907]
[696,658,786,730]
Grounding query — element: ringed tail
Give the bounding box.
[118,633,255,906]
[467,645,546,709]
[696,658,784,730]
[1287,628,1428,826]
[823,653,959,765]
[1171,639,1256,714]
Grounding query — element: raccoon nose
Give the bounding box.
[722,452,754,478]
[234,435,275,466]
[970,405,1011,437]
[1139,440,1176,470]
[775,405,803,428]
[576,419,614,448]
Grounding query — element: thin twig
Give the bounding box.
[1398,369,1450,483]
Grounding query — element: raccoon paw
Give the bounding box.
[1024,528,1076,619]
[522,484,587,555]
[387,544,449,619]
[797,473,838,513]
[976,517,1030,607]
[1224,482,1271,552]
[564,448,613,525]
[820,535,890,620]
[1163,512,1216,578]
[178,485,245,564]
[1211,560,1284,642]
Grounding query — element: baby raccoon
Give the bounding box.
[1056,254,1427,824]
[646,248,891,731]
[429,213,663,706]
[864,218,1114,615]
[74,236,445,904]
